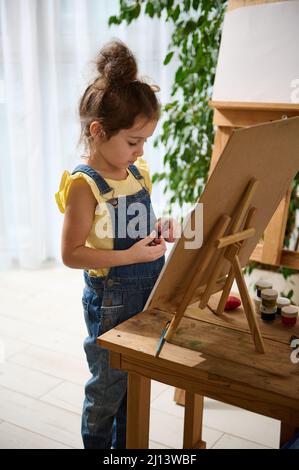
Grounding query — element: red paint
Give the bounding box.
[225,296,241,311]
[281,315,297,326]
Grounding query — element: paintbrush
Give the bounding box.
[155,320,171,357]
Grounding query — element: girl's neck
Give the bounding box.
[86,157,128,181]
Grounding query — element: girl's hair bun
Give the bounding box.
[78,39,160,148]
[96,39,137,88]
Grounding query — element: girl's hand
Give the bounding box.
[128,231,167,264]
[154,217,180,243]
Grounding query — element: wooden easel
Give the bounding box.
[145,117,299,359]
[164,178,265,353]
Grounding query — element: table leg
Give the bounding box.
[174,388,185,406]
[280,421,298,448]
[126,372,151,449]
[183,392,206,449]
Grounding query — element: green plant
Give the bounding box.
[285,172,299,251]
[280,289,295,303]
[245,177,299,286]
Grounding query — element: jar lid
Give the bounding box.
[281,305,298,317]
[261,289,278,300]
[255,280,272,289]
[277,297,291,307]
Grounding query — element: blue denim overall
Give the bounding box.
[71,164,165,449]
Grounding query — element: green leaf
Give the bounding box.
[184,20,197,34]
[183,0,191,12]
[175,66,188,83]
[145,2,155,18]
[280,267,299,279]
[108,15,121,26]
[192,0,200,10]
[164,51,174,65]
[166,0,174,9]
[131,4,141,19]
[172,4,180,22]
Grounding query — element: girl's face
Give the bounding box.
[92,115,158,171]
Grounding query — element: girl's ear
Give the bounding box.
[90,121,105,139]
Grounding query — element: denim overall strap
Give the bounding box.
[105,182,164,283]
[128,164,144,180]
[72,164,113,195]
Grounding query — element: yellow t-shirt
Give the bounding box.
[55,157,152,277]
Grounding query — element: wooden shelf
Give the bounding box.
[209,100,299,112]
[250,243,299,270]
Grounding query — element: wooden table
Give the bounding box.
[99,294,299,449]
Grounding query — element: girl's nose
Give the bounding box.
[134,146,144,157]
[134,138,147,156]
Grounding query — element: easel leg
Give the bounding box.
[216,267,235,315]
[217,206,256,316]
[280,422,298,448]
[200,179,258,311]
[231,254,265,353]
[127,373,151,448]
[183,392,206,449]
[165,214,232,342]
[174,388,185,406]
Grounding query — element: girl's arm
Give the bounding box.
[61,179,165,269]
[61,179,129,269]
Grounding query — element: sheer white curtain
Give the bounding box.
[0,0,176,269]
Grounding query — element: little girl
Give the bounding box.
[55,40,176,449]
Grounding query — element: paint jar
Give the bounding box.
[253,295,262,315]
[276,297,291,315]
[260,304,277,321]
[261,288,278,310]
[281,305,298,327]
[255,280,273,298]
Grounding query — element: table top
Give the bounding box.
[99,293,299,424]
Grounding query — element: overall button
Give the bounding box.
[107,198,118,207]
[107,279,114,287]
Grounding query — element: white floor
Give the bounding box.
[0,265,281,449]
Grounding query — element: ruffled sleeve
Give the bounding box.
[55,170,102,214]
[135,157,152,194]
[55,170,71,214]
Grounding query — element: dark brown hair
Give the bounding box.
[78,39,161,150]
